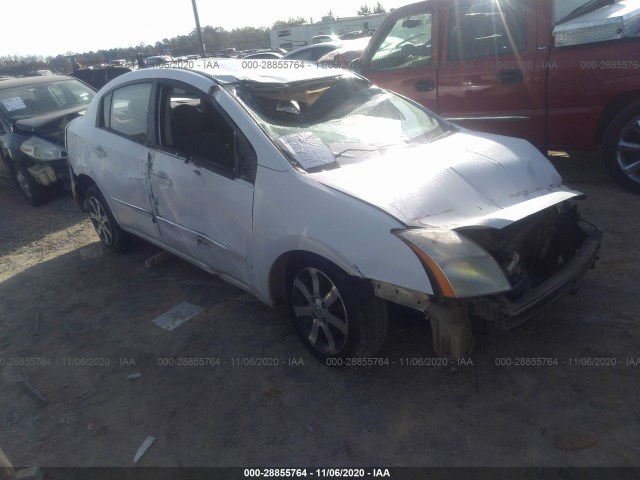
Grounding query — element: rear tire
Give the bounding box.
[286,256,388,364]
[85,185,132,252]
[603,101,640,194]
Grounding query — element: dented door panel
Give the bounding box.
[89,128,160,240]
[148,148,255,287]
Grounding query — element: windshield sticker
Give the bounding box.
[279,132,336,170]
[1,97,27,112]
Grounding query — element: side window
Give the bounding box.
[159,84,256,182]
[448,0,527,61]
[102,83,152,142]
[370,12,432,71]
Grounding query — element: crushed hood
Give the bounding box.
[13,105,86,146]
[311,132,583,230]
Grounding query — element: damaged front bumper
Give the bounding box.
[392,223,602,360]
[469,228,602,331]
[24,159,70,189]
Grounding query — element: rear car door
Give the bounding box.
[93,81,160,240]
[437,0,539,141]
[360,6,438,111]
[147,81,257,288]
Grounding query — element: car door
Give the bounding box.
[147,81,256,288]
[360,7,438,112]
[437,0,539,142]
[93,81,160,240]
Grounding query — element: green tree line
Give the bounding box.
[0,8,383,75]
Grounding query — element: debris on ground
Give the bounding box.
[32,312,40,336]
[133,436,155,464]
[554,433,599,450]
[152,302,205,331]
[16,379,48,406]
[144,251,171,268]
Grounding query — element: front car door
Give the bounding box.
[437,0,541,143]
[360,6,438,112]
[93,81,160,240]
[147,80,257,290]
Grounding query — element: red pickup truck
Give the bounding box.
[354,0,640,193]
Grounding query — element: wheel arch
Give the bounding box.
[268,250,355,306]
[73,173,97,211]
[596,91,640,146]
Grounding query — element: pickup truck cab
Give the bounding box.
[355,0,640,192]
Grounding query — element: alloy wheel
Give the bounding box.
[617,116,640,185]
[291,267,349,355]
[88,196,114,246]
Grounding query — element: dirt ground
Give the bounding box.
[0,151,639,469]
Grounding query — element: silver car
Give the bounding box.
[66,61,601,362]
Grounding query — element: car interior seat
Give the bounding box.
[171,103,233,168]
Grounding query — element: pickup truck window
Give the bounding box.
[370,12,432,71]
[448,0,527,61]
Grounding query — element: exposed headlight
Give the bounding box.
[394,228,511,298]
[19,137,67,161]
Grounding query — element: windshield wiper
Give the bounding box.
[558,0,615,24]
[333,146,378,159]
[408,126,455,145]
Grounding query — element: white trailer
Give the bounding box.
[270,14,387,51]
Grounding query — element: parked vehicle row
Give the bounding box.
[65,60,601,362]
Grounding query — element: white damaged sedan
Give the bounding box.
[66,61,601,361]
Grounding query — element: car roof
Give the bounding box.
[109,59,351,87]
[0,75,75,90]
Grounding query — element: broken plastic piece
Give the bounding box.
[27,164,57,186]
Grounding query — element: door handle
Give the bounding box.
[151,171,173,186]
[498,69,523,84]
[416,79,434,92]
[92,145,107,158]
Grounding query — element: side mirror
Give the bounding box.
[350,58,363,73]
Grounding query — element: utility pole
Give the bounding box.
[191,0,206,56]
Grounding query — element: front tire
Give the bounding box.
[286,256,388,363]
[603,102,640,194]
[13,163,48,206]
[84,185,132,252]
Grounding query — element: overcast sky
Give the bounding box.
[2,0,413,57]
